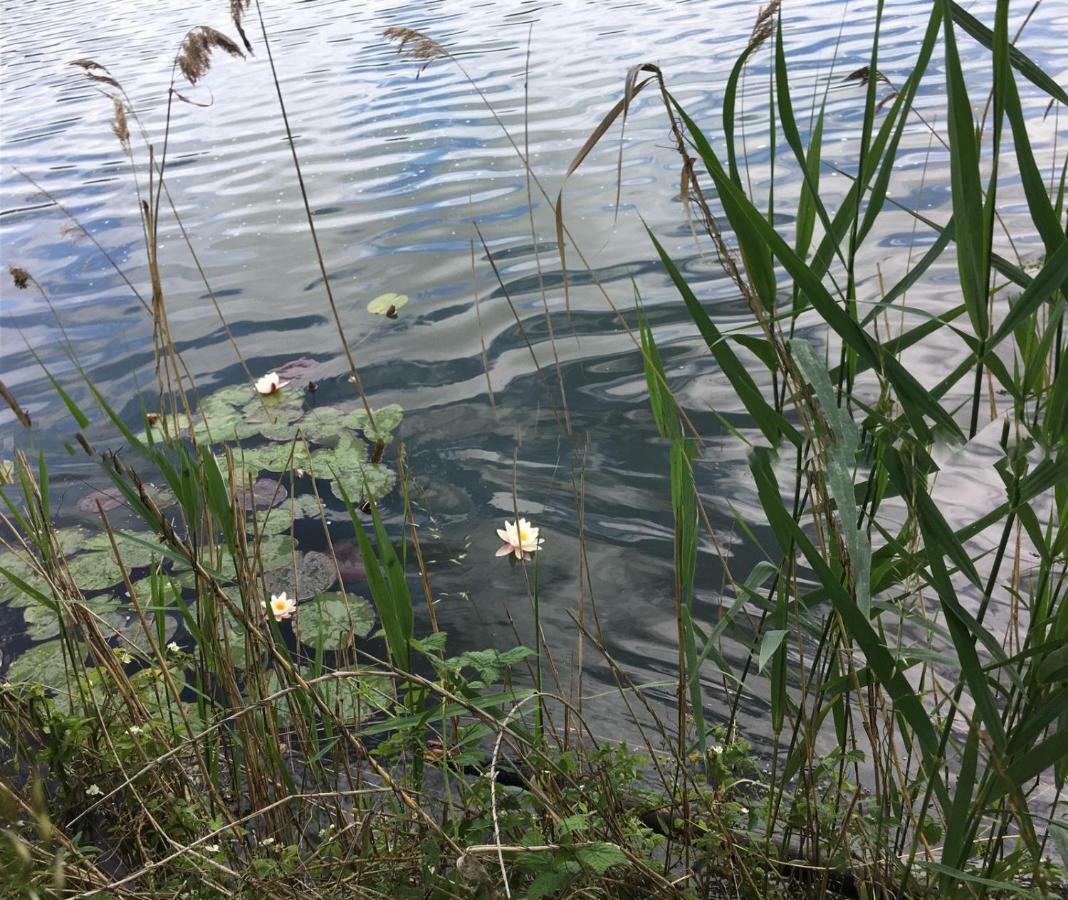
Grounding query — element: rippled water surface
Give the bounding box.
[2,0,1066,745]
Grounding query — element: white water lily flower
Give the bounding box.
[263,592,297,621]
[495,518,543,560]
[254,371,288,395]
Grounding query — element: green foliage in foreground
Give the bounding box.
[2,0,1068,897]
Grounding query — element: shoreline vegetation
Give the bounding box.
[2,1,1067,897]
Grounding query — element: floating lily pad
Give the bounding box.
[266,669,393,726]
[299,592,374,650]
[328,464,396,507]
[82,530,162,568]
[220,615,253,669]
[340,404,404,443]
[252,493,329,537]
[367,292,408,316]
[173,547,240,588]
[5,639,87,691]
[22,597,120,641]
[0,553,50,606]
[100,609,179,654]
[220,442,314,484]
[142,383,306,445]
[75,484,174,515]
[311,437,397,504]
[54,526,89,556]
[64,553,127,591]
[264,550,337,600]
[256,534,298,572]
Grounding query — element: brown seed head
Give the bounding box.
[176,26,245,86]
[383,26,447,74]
[9,266,30,289]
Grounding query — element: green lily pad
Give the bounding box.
[219,442,314,484]
[0,553,50,606]
[22,597,120,641]
[65,552,127,591]
[367,292,408,316]
[100,609,179,654]
[252,493,328,537]
[328,465,396,506]
[142,383,306,445]
[5,639,87,692]
[264,550,337,600]
[339,404,404,443]
[310,437,396,504]
[82,530,162,567]
[265,669,393,726]
[219,614,253,669]
[299,592,374,650]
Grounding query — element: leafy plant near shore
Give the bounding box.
[2,0,1067,898]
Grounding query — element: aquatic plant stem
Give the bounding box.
[252,1,376,428]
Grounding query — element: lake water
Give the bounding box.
[1,0,1065,751]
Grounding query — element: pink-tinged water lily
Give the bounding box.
[496,518,543,560]
[263,591,297,621]
[255,371,288,395]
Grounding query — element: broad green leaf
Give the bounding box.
[299,592,374,650]
[367,292,408,315]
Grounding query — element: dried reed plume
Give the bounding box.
[748,0,781,52]
[111,97,130,149]
[9,266,30,290]
[843,65,891,87]
[71,59,123,90]
[176,26,244,85]
[230,0,254,54]
[383,26,448,75]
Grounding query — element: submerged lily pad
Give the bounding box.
[5,639,86,691]
[264,550,337,600]
[299,592,374,650]
[367,292,408,316]
[236,477,288,512]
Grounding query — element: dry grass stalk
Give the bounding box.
[843,64,891,86]
[230,0,254,53]
[70,58,107,72]
[84,70,123,90]
[383,26,448,74]
[176,26,244,85]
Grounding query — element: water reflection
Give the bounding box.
[1,0,1063,746]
